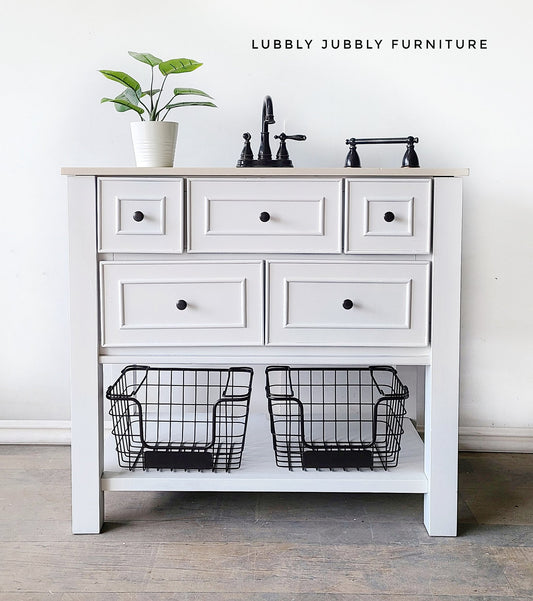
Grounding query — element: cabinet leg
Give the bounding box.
[423,178,462,536]
[71,363,104,534]
[68,175,104,534]
[423,364,459,537]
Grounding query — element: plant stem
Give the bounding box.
[158,93,179,121]
[152,74,168,121]
[138,97,151,113]
[149,66,154,114]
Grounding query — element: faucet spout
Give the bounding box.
[258,95,275,161]
[262,95,275,130]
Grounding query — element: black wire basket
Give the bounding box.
[107,365,254,472]
[265,366,409,471]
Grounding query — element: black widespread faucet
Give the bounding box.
[237,95,306,167]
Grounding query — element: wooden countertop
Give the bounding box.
[61,167,469,177]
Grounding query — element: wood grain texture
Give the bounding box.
[0,446,533,599]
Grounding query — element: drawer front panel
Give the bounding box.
[345,179,431,254]
[188,178,342,253]
[101,261,263,346]
[98,178,184,253]
[267,261,429,346]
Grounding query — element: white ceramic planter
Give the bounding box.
[130,121,178,167]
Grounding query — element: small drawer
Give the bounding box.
[100,261,263,346]
[188,178,342,253]
[267,260,429,346]
[98,178,184,253]
[345,179,431,254]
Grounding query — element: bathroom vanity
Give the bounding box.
[63,166,466,536]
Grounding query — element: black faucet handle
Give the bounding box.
[236,132,255,167]
[345,138,361,168]
[275,133,307,142]
[241,132,254,158]
[274,133,306,166]
[402,136,420,168]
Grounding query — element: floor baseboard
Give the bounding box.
[0,420,71,445]
[459,426,533,453]
[1,421,532,452]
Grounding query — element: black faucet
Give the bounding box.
[237,95,306,167]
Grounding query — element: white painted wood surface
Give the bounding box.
[98,178,184,253]
[100,260,264,346]
[66,170,464,535]
[266,260,430,346]
[423,177,463,536]
[187,178,342,253]
[345,179,432,254]
[102,416,427,493]
[68,176,104,534]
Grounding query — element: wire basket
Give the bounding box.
[107,365,253,472]
[265,366,408,470]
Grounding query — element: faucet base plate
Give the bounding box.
[236,158,293,168]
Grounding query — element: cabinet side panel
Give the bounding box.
[68,176,104,534]
[424,177,463,536]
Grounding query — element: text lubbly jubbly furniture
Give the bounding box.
[63,166,466,535]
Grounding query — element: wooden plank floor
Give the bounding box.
[0,446,532,600]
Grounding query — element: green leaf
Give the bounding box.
[112,88,141,112]
[163,101,217,110]
[158,58,203,76]
[141,89,161,97]
[172,87,213,99]
[99,70,141,92]
[101,97,144,115]
[128,51,162,67]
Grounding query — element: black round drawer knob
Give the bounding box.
[342,299,354,310]
[133,211,145,222]
[176,300,188,311]
[384,211,396,223]
[259,212,271,223]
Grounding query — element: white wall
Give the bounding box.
[1,0,532,440]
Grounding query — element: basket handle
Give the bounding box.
[221,367,254,399]
[265,365,295,399]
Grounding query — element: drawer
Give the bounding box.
[98,178,184,253]
[100,261,263,346]
[266,260,429,346]
[187,178,342,253]
[345,179,431,254]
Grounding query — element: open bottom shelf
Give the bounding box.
[102,416,427,494]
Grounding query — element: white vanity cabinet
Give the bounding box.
[64,167,466,537]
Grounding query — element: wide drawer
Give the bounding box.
[98,178,184,253]
[345,179,432,254]
[187,178,342,253]
[100,261,263,346]
[266,260,430,346]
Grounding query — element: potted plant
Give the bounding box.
[100,51,216,167]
